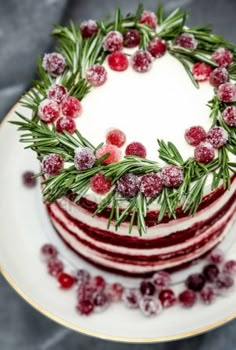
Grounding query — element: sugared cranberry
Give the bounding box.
[47,258,64,277]
[152,271,171,290]
[106,283,124,302]
[139,296,162,317]
[161,165,184,188]
[74,147,96,171]
[131,50,153,73]
[176,33,198,50]
[140,280,156,296]
[47,84,68,104]
[86,64,107,87]
[179,289,197,308]
[212,48,233,68]
[185,126,207,146]
[215,273,234,290]
[90,275,106,293]
[42,154,64,176]
[123,29,140,48]
[80,20,98,39]
[116,173,141,198]
[159,289,177,308]
[140,173,163,198]
[76,299,94,316]
[192,62,212,82]
[103,31,123,52]
[96,144,122,164]
[90,173,112,195]
[77,283,93,301]
[139,10,157,29]
[222,106,236,127]
[186,273,206,292]
[223,260,236,275]
[42,52,66,76]
[108,52,129,71]
[106,129,126,148]
[208,248,224,265]
[76,269,91,285]
[56,117,76,134]
[38,99,60,123]
[200,286,216,305]
[203,264,219,282]
[61,96,82,118]
[207,126,228,149]
[94,292,110,312]
[218,83,236,103]
[209,67,229,88]
[125,142,147,158]
[122,288,141,309]
[148,37,167,58]
[57,273,74,289]
[194,142,215,164]
[41,243,58,261]
[22,171,37,188]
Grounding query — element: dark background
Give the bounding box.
[1,0,236,349]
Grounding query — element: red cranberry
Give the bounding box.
[223,260,236,275]
[42,154,64,176]
[90,275,106,293]
[186,273,206,292]
[61,96,82,118]
[152,271,171,290]
[209,67,229,88]
[116,173,141,198]
[76,299,94,315]
[38,99,60,123]
[159,289,177,308]
[47,258,64,277]
[123,29,140,48]
[203,264,219,282]
[212,48,233,68]
[122,288,141,309]
[77,283,93,301]
[22,171,37,188]
[106,283,124,302]
[56,117,76,134]
[194,142,215,164]
[42,52,66,76]
[208,249,224,265]
[47,84,67,104]
[74,147,96,171]
[57,273,74,289]
[179,289,197,308]
[222,106,236,127]
[148,37,167,58]
[90,173,112,195]
[103,31,123,52]
[140,280,156,296]
[106,128,126,148]
[215,273,234,290]
[125,142,147,158]
[131,50,153,73]
[176,33,198,50]
[207,126,228,149]
[40,243,58,261]
[139,296,162,317]
[86,64,107,87]
[107,52,129,71]
[80,20,98,39]
[140,173,163,198]
[139,10,157,29]
[192,62,212,82]
[218,83,236,103]
[161,165,184,188]
[96,144,122,164]
[200,286,216,305]
[94,292,110,312]
[185,126,207,146]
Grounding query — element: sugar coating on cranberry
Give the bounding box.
[61,96,82,118]
[186,273,206,292]
[38,99,60,123]
[107,52,129,72]
[176,33,198,50]
[152,271,171,290]
[22,171,37,188]
[76,299,94,316]
[223,260,236,275]
[86,64,107,87]
[185,126,207,146]
[106,129,126,148]
[131,50,153,73]
[209,67,229,88]
[207,126,228,149]
[192,62,212,82]
[139,10,157,29]
[122,288,141,309]
[106,283,124,302]
[116,173,141,198]
[96,144,122,164]
[140,173,163,198]
[57,272,74,289]
[212,48,233,68]
[47,258,64,277]
[140,280,156,296]
[42,52,66,76]
[139,296,162,317]
[41,243,58,261]
[222,106,236,127]
[203,264,219,282]
[56,117,76,134]
[215,273,234,290]
[89,275,106,293]
[103,31,123,52]
[218,83,236,103]
[90,173,112,195]
[47,84,68,104]
[77,284,93,301]
[200,286,216,305]
[147,37,167,58]
[80,20,98,39]
[125,142,147,158]
[208,248,224,265]
[42,154,64,176]
[94,292,110,312]
[74,147,96,171]
[159,289,177,308]
[76,269,91,285]
[123,29,141,48]
[161,165,184,188]
[179,289,197,308]
[194,142,215,164]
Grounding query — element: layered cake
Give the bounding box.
[15,5,236,276]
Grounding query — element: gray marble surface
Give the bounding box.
[1,0,236,348]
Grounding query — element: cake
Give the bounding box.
[15,5,236,277]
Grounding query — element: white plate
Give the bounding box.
[1,103,236,343]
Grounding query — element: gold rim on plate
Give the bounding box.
[1,102,236,343]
